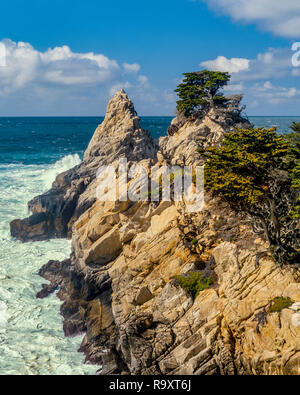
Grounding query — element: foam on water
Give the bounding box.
[41,154,81,190]
[0,155,98,375]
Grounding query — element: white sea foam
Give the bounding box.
[0,301,7,330]
[41,154,81,190]
[0,155,97,375]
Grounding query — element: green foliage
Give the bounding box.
[291,163,300,218]
[175,70,231,117]
[204,127,300,264]
[175,272,213,299]
[269,296,293,313]
[205,127,289,206]
[287,122,300,218]
[290,121,300,134]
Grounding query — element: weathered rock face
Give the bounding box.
[160,97,251,167]
[39,192,300,375]
[83,90,156,162]
[32,91,299,375]
[10,90,157,242]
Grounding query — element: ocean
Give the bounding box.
[0,115,299,375]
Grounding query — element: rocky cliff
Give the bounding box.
[14,91,300,375]
[10,90,157,242]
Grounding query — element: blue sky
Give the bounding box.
[0,0,299,116]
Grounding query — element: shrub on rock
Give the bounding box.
[204,127,299,264]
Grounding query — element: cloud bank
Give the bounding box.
[0,39,159,115]
[0,38,299,116]
[0,40,131,94]
[202,0,300,38]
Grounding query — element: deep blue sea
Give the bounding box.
[0,116,299,165]
[0,115,299,375]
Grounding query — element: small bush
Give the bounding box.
[269,296,293,313]
[175,272,213,299]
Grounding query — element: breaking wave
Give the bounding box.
[0,154,96,375]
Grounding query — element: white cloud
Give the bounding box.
[252,81,300,105]
[201,48,295,82]
[223,82,245,92]
[262,81,273,90]
[138,75,148,84]
[200,46,300,112]
[202,0,300,38]
[0,39,155,115]
[201,56,250,73]
[0,39,124,95]
[123,63,141,73]
[164,89,177,103]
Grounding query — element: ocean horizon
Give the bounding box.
[1,115,300,165]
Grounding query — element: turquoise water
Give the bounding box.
[0,116,299,375]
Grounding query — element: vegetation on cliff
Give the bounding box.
[174,272,213,299]
[175,70,230,117]
[287,122,300,219]
[203,126,300,264]
[269,296,293,313]
[172,71,299,265]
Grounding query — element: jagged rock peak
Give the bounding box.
[104,89,138,122]
[10,90,158,242]
[84,89,154,162]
